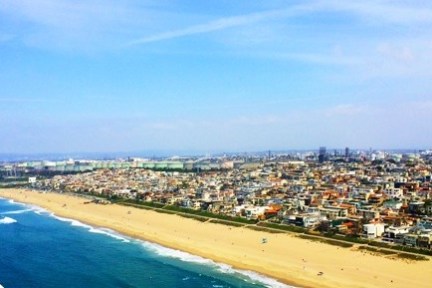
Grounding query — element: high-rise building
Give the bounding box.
[345,147,350,159]
[318,146,326,163]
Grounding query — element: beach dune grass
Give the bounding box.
[114,199,432,257]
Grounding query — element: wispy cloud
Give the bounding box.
[0,0,157,51]
[0,0,138,30]
[126,11,275,45]
[125,4,316,46]
[126,0,432,47]
[122,0,432,82]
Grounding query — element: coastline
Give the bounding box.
[1,188,431,288]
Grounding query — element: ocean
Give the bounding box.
[0,198,292,288]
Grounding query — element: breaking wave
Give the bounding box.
[51,214,130,243]
[0,216,17,224]
[139,241,293,288]
[1,208,34,215]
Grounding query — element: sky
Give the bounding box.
[1,0,432,155]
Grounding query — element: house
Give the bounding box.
[28,177,37,185]
[408,201,425,214]
[417,233,432,249]
[403,234,418,247]
[383,187,403,198]
[245,206,267,220]
[362,223,385,238]
[394,233,406,245]
[382,226,410,242]
[294,215,319,228]
[358,209,380,220]
[319,207,347,220]
[383,199,403,210]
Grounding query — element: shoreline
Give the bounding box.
[1,188,431,288]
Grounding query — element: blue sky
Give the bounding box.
[1,0,432,154]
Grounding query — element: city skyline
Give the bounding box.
[1,0,432,153]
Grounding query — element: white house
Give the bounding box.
[28,177,37,185]
[363,223,385,239]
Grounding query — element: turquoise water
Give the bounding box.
[0,198,292,288]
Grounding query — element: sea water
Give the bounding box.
[0,198,293,288]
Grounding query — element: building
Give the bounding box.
[319,147,326,163]
[28,177,37,185]
[363,223,385,238]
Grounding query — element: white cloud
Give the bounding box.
[0,0,138,29]
[351,39,432,79]
[0,0,159,51]
[125,6,311,46]
[126,0,432,47]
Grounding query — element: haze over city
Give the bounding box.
[1,0,432,154]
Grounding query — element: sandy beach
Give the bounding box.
[1,188,431,288]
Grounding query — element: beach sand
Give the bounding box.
[1,188,431,288]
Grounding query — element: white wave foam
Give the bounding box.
[139,241,294,287]
[215,263,235,274]
[0,216,17,224]
[12,203,48,215]
[1,208,34,215]
[32,206,49,215]
[50,214,129,242]
[1,198,45,215]
[141,242,214,265]
[88,227,130,243]
[0,198,17,205]
[52,215,92,230]
[51,214,71,222]
[237,270,293,288]
[71,220,93,229]
[213,264,292,288]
